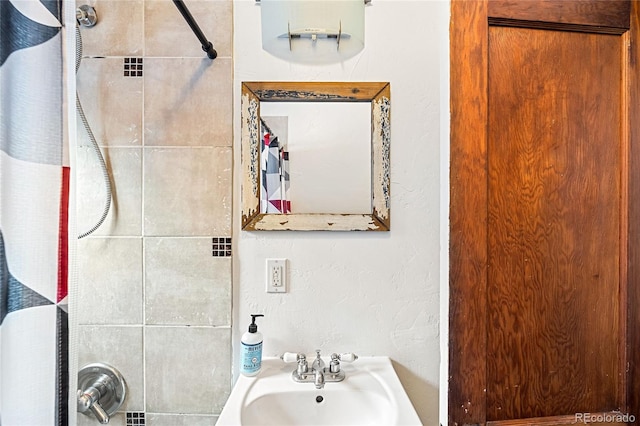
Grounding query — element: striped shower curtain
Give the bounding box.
[0,0,74,424]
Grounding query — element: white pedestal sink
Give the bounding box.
[217,356,422,425]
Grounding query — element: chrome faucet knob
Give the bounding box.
[329,353,341,373]
[296,354,308,374]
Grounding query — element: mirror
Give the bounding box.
[240,81,391,231]
[260,102,371,214]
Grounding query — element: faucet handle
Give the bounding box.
[282,352,308,373]
[77,363,126,424]
[281,352,301,363]
[89,401,110,424]
[338,353,358,363]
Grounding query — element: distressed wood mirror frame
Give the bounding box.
[240,81,391,231]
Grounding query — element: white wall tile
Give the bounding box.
[76,58,143,148]
[145,327,231,414]
[145,0,232,58]
[76,0,144,57]
[145,238,231,326]
[143,58,232,147]
[77,237,143,324]
[77,147,143,237]
[143,148,231,236]
[78,326,144,412]
[146,413,218,426]
[78,412,127,426]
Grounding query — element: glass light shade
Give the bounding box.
[260,0,365,64]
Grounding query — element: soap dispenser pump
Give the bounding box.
[240,314,264,376]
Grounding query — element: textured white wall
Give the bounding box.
[233,1,450,424]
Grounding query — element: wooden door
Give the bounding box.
[449,1,640,424]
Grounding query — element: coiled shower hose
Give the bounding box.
[76,25,112,239]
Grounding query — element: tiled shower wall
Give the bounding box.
[75,1,232,424]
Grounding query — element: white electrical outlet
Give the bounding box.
[266,258,287,293]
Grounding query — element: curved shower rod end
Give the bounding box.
[203,41,217,60]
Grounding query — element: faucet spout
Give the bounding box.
[314,368,325,389]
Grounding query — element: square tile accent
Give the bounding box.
[124,58,143,77]
[212,237,231,257]
[126,412,145,425]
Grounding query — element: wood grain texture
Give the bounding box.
[627,0,640,418]
[487,27,622,420]
[486,411,628,426]
[450,1,635,424]
[240,84,261,228]
[243,213,387,231]
[242,81,388,102]
[448,0,489,424]
[489,0,630,30]
[372,84,391,228]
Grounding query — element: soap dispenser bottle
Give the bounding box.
[240,314,264,376]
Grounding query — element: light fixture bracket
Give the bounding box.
[279,21,350,51]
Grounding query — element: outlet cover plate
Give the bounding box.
[266,258,287,293]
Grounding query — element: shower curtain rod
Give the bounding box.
[172,0,217,60]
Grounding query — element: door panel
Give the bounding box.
[449,1,639,424]
[487,27,622,421]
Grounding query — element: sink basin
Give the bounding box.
[217,356,422,426]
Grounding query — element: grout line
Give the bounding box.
[126,56,233,60]
[76,324,145,328]
[95,145,231,149]
[144,324,232,329]
[140,13,147,412]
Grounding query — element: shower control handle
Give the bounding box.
[77,376,111,424]
[90,402,109,424]
[77,363,126,424]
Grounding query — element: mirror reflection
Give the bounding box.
[240,81,391,231]
[260,102,371,214]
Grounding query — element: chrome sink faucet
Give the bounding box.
[312,350,325,389]
[281,350,358,389]
[314,367,325,389]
